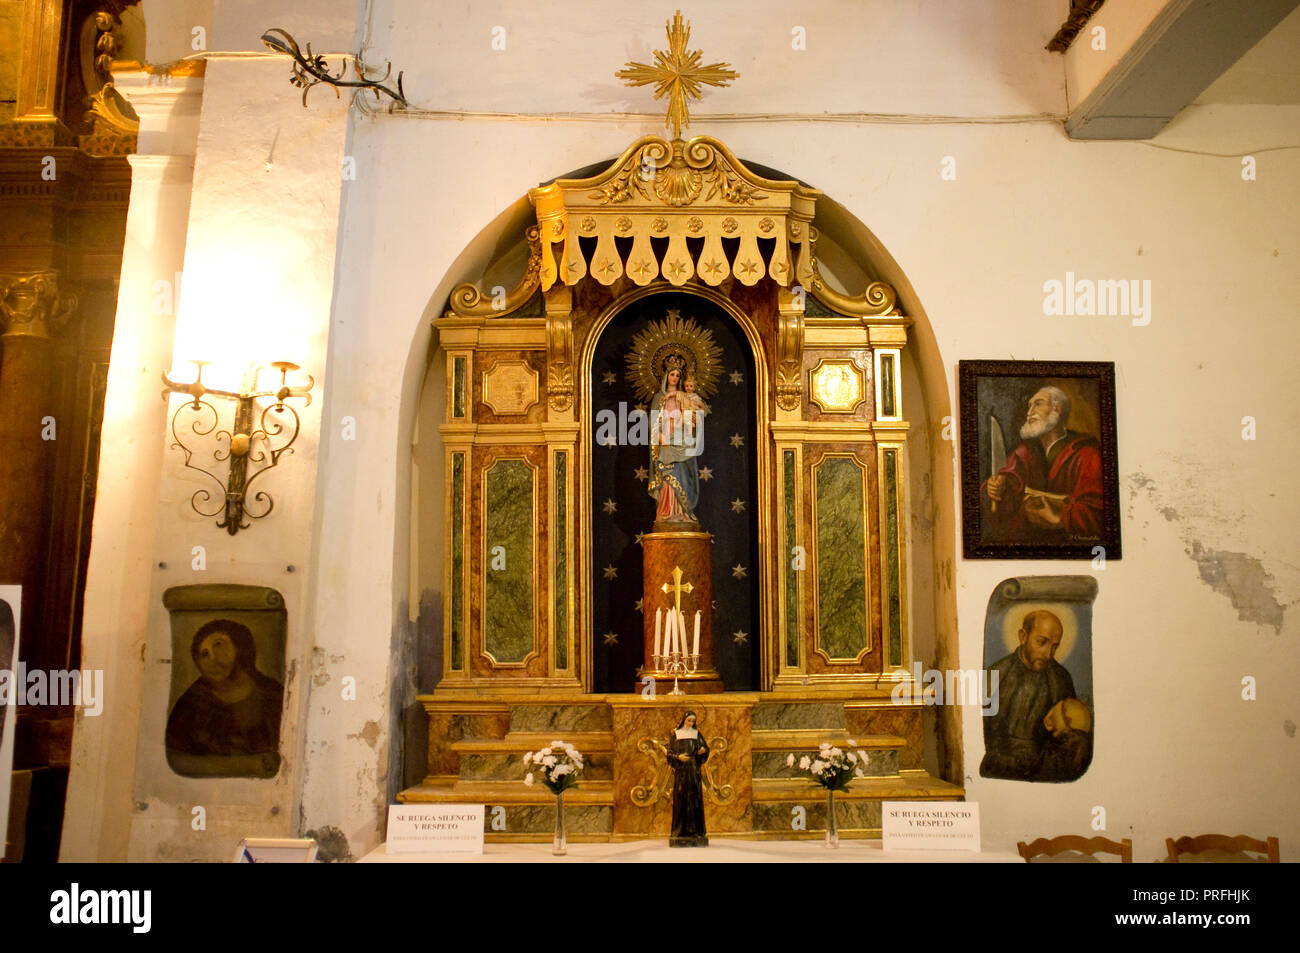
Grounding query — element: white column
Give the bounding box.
[61,74,203,862]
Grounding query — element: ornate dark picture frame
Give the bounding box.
[960,360,1121,560]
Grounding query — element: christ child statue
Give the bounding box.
[680,375,710,454]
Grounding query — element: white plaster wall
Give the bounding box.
[337,103,1300,859]
[71,0,1300,860]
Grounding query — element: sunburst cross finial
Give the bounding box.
[616,10,738,140]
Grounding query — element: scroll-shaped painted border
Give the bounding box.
[981,576,1098,783]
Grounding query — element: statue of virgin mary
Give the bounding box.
[648,357,708,526]
[624,311,722,528]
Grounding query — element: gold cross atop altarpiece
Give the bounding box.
[660,565,694,616]
[616,11,738,139]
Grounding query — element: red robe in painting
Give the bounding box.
[983,430,1104,540]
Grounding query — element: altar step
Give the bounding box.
[750,729,906,780]
[404,695,957,841]
[400,778,615,841]
[749,772,965,835]
[451,731,615,782]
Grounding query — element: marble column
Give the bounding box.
[0,271,75,664]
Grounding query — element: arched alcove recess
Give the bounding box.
[402,136,963,834]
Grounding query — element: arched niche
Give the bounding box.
[406,136,962,786]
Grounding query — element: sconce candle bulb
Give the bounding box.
[162,359,314,535]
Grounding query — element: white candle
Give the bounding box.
[670,609,681,656]
[693,610,701,657]
[654,608,662,658]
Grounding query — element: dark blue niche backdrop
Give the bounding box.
[590,292,759,693]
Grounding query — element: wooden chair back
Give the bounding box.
[1017,834,1132,863]
[1165,834,1279,863]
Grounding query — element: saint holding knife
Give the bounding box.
[983,385,1104,541]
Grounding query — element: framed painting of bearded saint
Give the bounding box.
[959,361,1121,560]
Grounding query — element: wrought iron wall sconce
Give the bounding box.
[162,361,314,535]
[260,28,409,109]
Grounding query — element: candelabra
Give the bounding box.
[162,361,314,536]
[653,649,700,696]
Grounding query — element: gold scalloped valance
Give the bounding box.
[528,136,819,291]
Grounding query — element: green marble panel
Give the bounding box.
[487,805,612,835]
[450,453,465,670]
[753,799,882,832]
[880,353,897,417]
[783,450,798,668]
[751,748,897,780]
[750,702,845,731]
[452,357,466,418]
[814,457,869,660]
[554,452,567,670]
[484,460,534,664]
[508,704,613,733]
[883,450,902,667]
[459,752,613,782]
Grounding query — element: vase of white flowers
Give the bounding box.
[787,740,865,848]
[523,740,584,856]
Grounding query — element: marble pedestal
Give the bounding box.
[639,527,724,694]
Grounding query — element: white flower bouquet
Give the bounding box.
[523,740,584,794]
[787,740,865,792]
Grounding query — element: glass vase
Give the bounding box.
[825,787,839,848]
[553,790,567,856]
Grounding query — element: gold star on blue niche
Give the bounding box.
[729,433,743,448]
[730,498,745,513]
[603,565,618,580]
[731,564,747,579]
[729,370,744,385]
[634,532,645,545]
[699,467,713,481]
[603,499,617,514]
[634,466,648,481]
[634,598,644,612]
[733,630,749,645]
[602,371,617,385]
[603,631,619,646]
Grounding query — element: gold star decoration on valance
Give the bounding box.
[616,10,738,139]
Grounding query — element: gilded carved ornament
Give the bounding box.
[0,272,78,339]
[448,225,543,318]
[528,135,818,292]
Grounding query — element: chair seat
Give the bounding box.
[1029,850,1102,863]
[1172,849,1268,863]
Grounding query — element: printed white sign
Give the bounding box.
[0,585,21,856]
[882,801,980,851]
[386,804,485,854]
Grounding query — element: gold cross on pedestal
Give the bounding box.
[661,565,693,616]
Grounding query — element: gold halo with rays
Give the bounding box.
[1000,603,1079,665]
[624,309,724,402]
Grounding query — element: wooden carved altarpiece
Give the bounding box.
[408,132,962,840]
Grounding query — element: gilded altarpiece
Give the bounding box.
[407,135,960,840]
